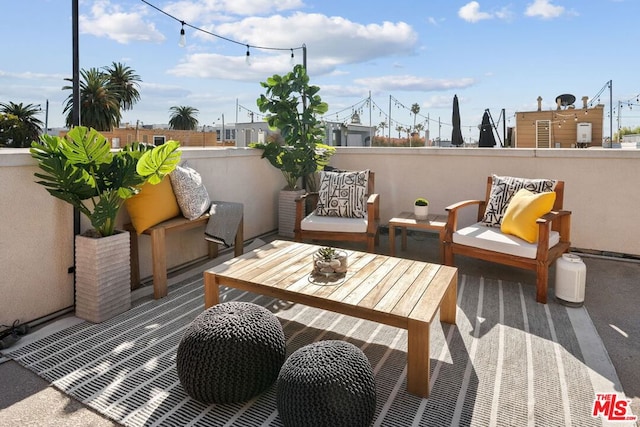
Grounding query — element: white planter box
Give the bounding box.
[278,189,306,238]
[75,231,131,323]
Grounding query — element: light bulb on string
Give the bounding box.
[245,45,251,66]
[290,49,295,66]
[178,21,186,47]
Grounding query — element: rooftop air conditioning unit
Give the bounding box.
[577,123,592,144]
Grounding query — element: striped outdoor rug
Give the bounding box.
[7,273,627,426]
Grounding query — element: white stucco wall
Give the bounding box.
[1,146,638,327]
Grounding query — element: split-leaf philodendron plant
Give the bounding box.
[30,126,182,237]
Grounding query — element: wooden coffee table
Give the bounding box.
[204,240,457,398]
[388,212,447,261]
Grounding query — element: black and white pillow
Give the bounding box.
[482,175,557,227]
[316,170,369,218]
[169,162,212,220]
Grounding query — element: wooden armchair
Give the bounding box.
[294,171,380,253]
[442,176,572,303]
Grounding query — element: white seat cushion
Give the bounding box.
[301,211,368,233]
[453,222,560,259]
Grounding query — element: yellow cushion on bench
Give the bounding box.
[125,177,181,234]
[500,188,556,243]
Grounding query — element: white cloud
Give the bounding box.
[80,0,165,44]
[495,7,515,21]
[352,75,476,92]
[0,70,67,80]
[168,52,308,81]
[427,16,447,27]
[525,0,565,19]
[216,13,417,62]
[169,12,418,78]
[163,0,305,21]
[458,2,493,23]
[422,94,461,110]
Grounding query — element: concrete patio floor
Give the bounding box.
[1,229,638,426]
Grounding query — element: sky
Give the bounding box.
[2,0,640,143]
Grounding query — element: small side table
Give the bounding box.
[388,212,447,261]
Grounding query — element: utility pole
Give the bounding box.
[368,91,372,147]
[388,95,392,141]
[609,80,613,145]
[221,114,225,145]
[44,99,49,135]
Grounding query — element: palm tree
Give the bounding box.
[414,123,424,138]
[411,103,421,132]
[169,106,199,130]
[377,121,387,137]
[410,103,421,147]
[104,62,141,111]
[0,102,43,146]
[63,68,121,131]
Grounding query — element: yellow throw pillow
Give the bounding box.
[500,188,556,243]
[125,177,181,233]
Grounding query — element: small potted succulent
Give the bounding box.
[414,197,429,220]
[312,246,348,277]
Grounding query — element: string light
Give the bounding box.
[140,0,306,67]
[245,45,251,66]
[178,21,186,47]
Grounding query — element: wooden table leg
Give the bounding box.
[440,270,458,324]
[389,224,396,256]
[204,272,220,309]
[401,227,408,251]
[407,318,430,398]
[234,217,244,257]
[438,229,446,264]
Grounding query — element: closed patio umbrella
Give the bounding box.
[451,94,464,146]
[478,111,496,147]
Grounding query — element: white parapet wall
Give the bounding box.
[1,145,639,326]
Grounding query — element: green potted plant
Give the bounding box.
[30,126,182,322]
[251,64,332,237]
[414,197,429,220]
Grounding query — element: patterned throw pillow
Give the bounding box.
[482,175,557,227]
[316,170,370,218]
[169,162,212,220]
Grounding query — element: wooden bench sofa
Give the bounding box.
[125,214,243,299]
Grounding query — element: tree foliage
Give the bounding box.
[0,102,43,147]
[168,106,199,130]
[614,126,640,141]
[103,62,141,111]
[62,62,141,131]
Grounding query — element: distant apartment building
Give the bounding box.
[513,95,604,148]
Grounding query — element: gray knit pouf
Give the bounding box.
[276,340,376,427]
[176,301,286,404]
